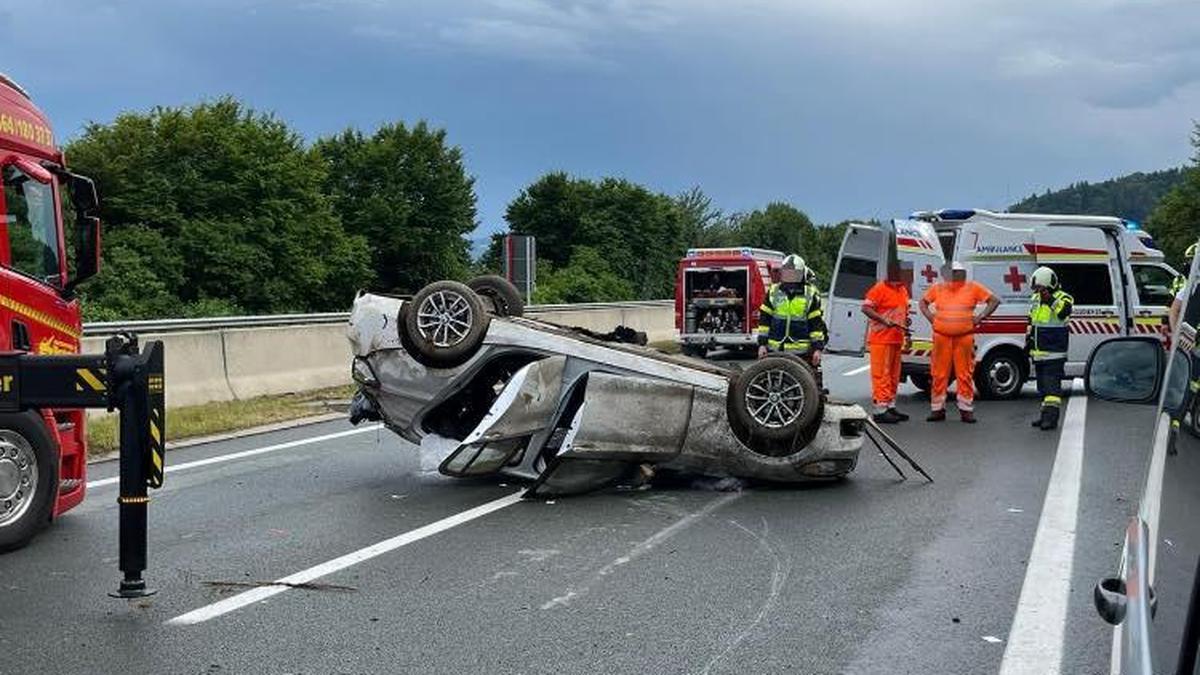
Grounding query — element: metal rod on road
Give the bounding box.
[864,426,907,480]
[864,419,934,483]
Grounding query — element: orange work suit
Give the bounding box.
[863,281,909,414]
[923,280,994,412]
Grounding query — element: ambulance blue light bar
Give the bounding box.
[1122,219,1141,230]
[936,209,976,221]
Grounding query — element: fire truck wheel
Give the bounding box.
[682,344,708,359]
[728,356,822,447]
[402,280,490,368]
[0,412,57,553]
[467,275,525,318]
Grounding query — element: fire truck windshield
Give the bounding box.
[3,163,60,283]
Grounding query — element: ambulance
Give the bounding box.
[826,209,1179,399]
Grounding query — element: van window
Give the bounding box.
[937,231,957,260]
[1131,264,1177,307]
[833,257,876,299]
[1054,263,1114,305]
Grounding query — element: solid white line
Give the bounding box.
[86,425,381,489]
[842,364,870,376]
[168,490,525,626]
[999,379,1087,675]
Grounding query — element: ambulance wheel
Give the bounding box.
[0,412,57,553]
[467,275,524,318]
[402,281,490,368]
[728,356,822,451]
[909,373,932,394]
[976,349,1028,400]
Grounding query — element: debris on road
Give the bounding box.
[201,580,357,593]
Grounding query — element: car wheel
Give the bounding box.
[908,372,932,394]
[976,349,1028,400]
[467,275,525,318]
[401,280,490,368]
[0,412,58,553]
[728,356,822,446]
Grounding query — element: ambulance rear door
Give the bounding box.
[826,223,886,355]
[895,219,944,366]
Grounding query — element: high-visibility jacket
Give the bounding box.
[1027,289,1073,361]
[757,283,826,353]
[1172,274,1187,298]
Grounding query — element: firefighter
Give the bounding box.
[918,261,1000,423]
[1025,266,1073,430]
[861,260,913,423]
[756,254,826,371]
[1169,242,1198,333]
[1168,242,1198,453]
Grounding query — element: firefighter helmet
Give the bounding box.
[1187,241,1198,259]
[779,254,807,283]
[1031,266,1059,290]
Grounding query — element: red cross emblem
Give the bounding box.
[920,264,938,283]
[1003,265,1027,292]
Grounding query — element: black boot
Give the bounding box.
[1038,406,1060,430]
[888,408,910,422]
[873,410,903,424]
[926,410,946,422]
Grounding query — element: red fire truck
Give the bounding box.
[675,247,785,358]
[0,73,102,551]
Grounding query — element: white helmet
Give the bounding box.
[1031,266,1058,290]
[779,254,807,283]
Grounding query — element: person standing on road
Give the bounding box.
[861,261,913,424]
[1025,267,1074,431]
[757,254,826,373]
[918,261,1000,424]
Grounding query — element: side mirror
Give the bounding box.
[1084,337,1165,404]
[69,173,99,214]
[65,215,100,292]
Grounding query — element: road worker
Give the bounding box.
[1025,266,1074,430]
[861,260,913,423]
[918,261,1000,423]
[757,254,826,373]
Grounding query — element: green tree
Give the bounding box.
[66,97,371,318]
[1010,168,1187,224]
[314,122,477,293]
[1146,126,1200,268]
[532,247,635,304]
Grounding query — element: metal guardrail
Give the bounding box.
[82,300,675,336]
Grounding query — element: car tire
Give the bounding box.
[728,356,822,447]
[975,348,1028,400]
[0,412,58,553]
[908,372,932,394]
[401,280,490,368]
[467,275,525,318]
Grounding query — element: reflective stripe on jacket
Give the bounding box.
[757,283,826,353]
[1028,289,1073,361]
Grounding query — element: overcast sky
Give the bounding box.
[4,0,1198,236]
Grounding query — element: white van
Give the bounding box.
[826,209,1180,399]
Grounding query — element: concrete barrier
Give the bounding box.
[82,301,677,408]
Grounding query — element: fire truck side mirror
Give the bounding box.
[65,215,100,292]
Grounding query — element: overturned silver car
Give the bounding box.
[346,277,867,497]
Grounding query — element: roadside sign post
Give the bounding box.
[503,234,537,303]
[0,334,165,597]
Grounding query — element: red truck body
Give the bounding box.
[0,74,98,527]
[675,247,785,357]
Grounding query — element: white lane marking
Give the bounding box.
[168,489,525,626]
[540,492,741,610]
[842,364,870,376]
[999,379,1087,675]
[86,425,381,489]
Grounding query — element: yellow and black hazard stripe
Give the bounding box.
[0,295,82,340]
[74,367,106,393]
[146,405,165,488]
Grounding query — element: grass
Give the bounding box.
[87,385,356,457]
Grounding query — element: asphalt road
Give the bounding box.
[0,354,1156,674]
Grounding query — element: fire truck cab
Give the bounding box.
[826,209,1178,400]
[0,73,102,551]
[675,247,785,358]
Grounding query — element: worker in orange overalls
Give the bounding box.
[861,260,913,423]
[918,261,1000,423]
